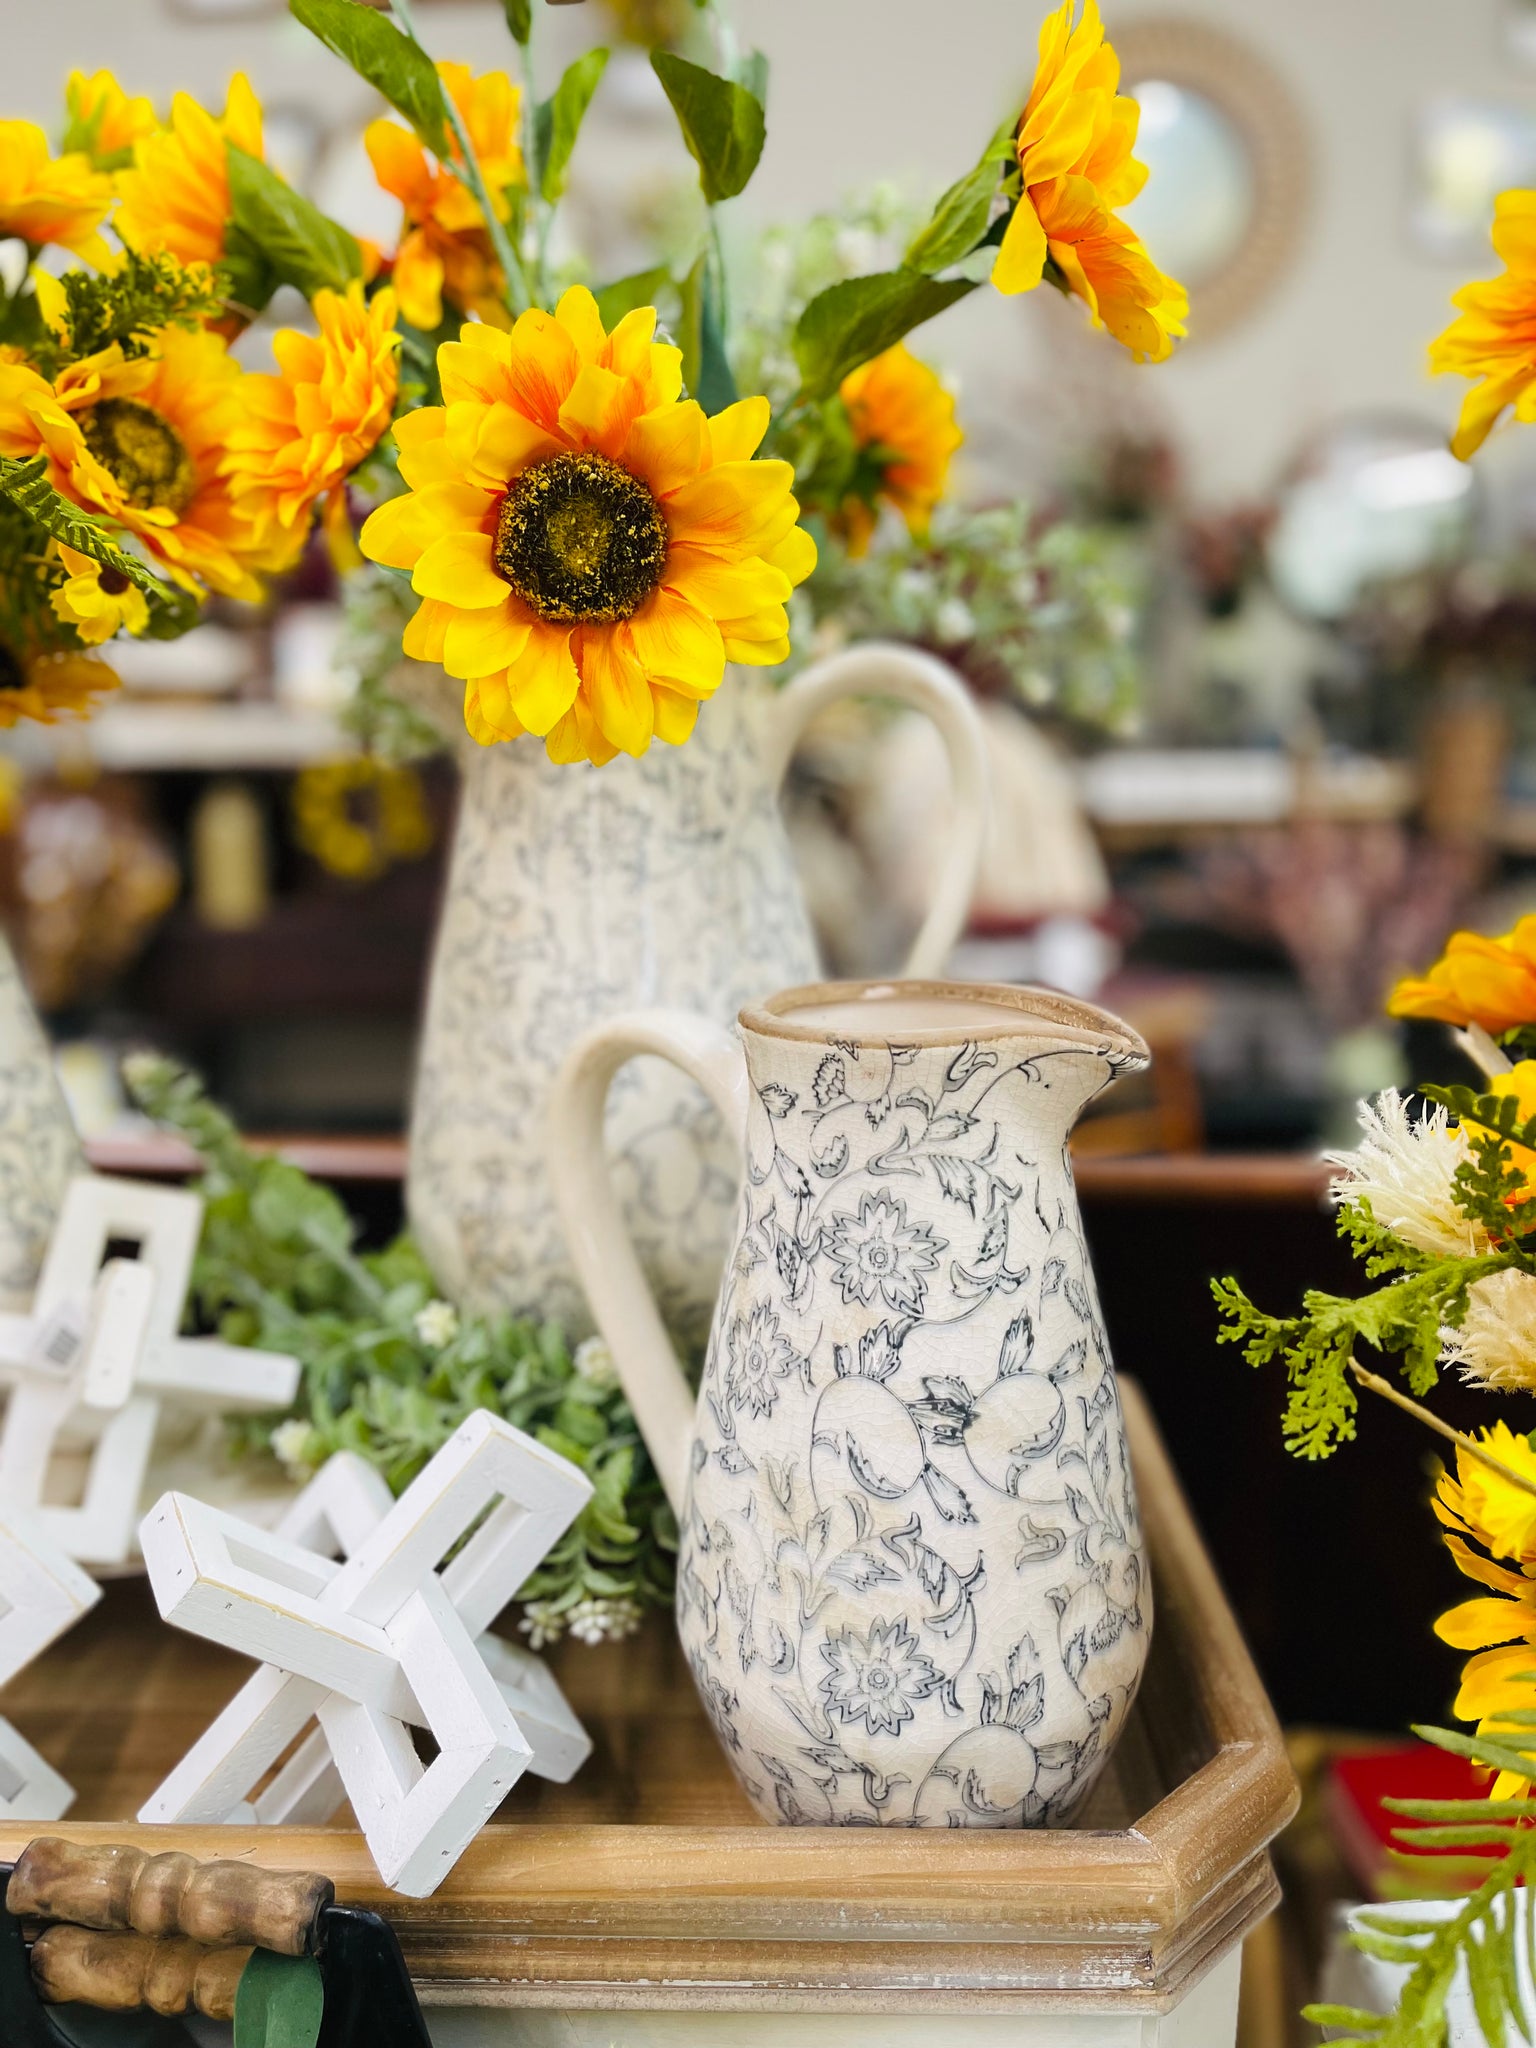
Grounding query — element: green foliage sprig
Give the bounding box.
[28,250,228,377]
[124,1054,677,1640]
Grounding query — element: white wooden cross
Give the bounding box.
[0,1508,101,1819]
[138,1410,594,1896]
[0,1175,299,1567]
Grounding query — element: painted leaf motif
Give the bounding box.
[926,1112,978,1142]
[826,1547,901,1590]
[812,1132,849,1177]
[717,1443,756,1476]
[813,1053,847,1108]
[930,1154,980,1212]
[921,1462,978,1525]
[760,1083,796,1119]
[998,1310,1034,1376]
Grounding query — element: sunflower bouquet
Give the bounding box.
[0,0,1183,764]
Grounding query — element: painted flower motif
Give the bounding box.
[726,1303,798,1418]
[1434,1422,1536,1795]
[359,285,815,765]
[114,75,265,272]
[365,62,524,333]
[0,326,285,599]
[819,1616,942,1735]
[0,120,112,266]
[992,0,1186,363]
[223,282,400,558]
[1389,916,1536,1038]
[834,344,962,556]
[1431,190,1536,461]
[826,1190,944,1316]
[62,71,157,171]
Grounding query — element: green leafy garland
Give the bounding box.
[125,1055,676,1645]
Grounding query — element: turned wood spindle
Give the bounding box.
[30,1926,253,2021]
[7,1839,332,1956]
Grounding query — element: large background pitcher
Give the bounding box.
[408,649,987,1334]
[550,978,1153,1828]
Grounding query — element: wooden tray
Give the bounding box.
[0,1381,1297,2019]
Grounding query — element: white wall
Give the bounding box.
[10,0,1536,508]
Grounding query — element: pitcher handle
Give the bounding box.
[546,1009,749,1516]
[760,640,990,978]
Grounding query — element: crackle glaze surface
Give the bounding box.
[0,937,80,1310]
[681,1010,1152,1827]
[408,675,821,1336]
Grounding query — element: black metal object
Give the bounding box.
[0,1863,432,2048]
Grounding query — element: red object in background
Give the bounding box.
[1329,1745,1520,1897]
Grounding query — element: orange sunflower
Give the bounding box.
[835,344,962,555]
[223,282,400,563]
[62,70,157,171]
[1432,190,1536,461]
[114,75,264,272]
[0,327,285,600]
[360,285,815,765]
[993,0,1186,362]
[0,121,112,266]
[365,63,523,332]
[1388,917,1536,1038]
[1434,1422,1536,1797]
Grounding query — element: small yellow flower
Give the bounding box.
[63,70,157,171]
[360,286,816,765]
[1432,191,1536,461]
[366,63,523,331]
[835,344,962,556]
[114,75,264,272]
[1389,917,1536,1037]
[1435,1422,1536,1795]
[0,121,112,267]
[0,325,288,599]
[0,643,118,728]
[1486,1061,1536,1198]
[223,283,400,559]
[993,0,1186,362]
[48,545,151,646]
[292,758,434,882]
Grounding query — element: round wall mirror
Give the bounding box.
[1114,20,1312,343]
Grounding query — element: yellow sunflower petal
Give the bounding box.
[413,530,505,607]
[664,461,796,555]
[402,597,454,663]
[705,396,771,465]
[464,672,527,746]
[443,597,534,680]
[361,483,490,570]
[507,622,580,733]
[767,523,818,587]
[666,544,790,618]
[554,284,607,363]
[623,402,707,499]
[579,627,654,757]
[628,586,725,695]
[1436,1596,1530,1650]
[993,194,1049,296]
[651,684,701,747]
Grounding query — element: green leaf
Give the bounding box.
[793,268,976,401]
[732,48,769,107]
[1415,1722,1536,1784]
[233,1950,324,2048]
[0,454,174,600]
[651,50,765,204]
[502,0,532,42]
[226,145,363,302]
[534,48,609,201]
[905,119,1014,275]
[697,261,737,414]
[289,0,449,159]
[594,264,673,327]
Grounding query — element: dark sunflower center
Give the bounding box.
[493,452,668,624]
[0,644,24,693]
[79,398,195,515]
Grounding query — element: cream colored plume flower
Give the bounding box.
[1442,1268,1536,1392]
[1326,1090,1485,1260]
[414,1298,460,1350]
[573,1334,619,1390]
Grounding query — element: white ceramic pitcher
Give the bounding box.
[549,978,1153,1828]
[408,648,987,1336]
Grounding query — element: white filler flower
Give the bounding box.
[414,1299,460,1350]
[1327,1091,1485,1260]
[1443,1268,1536,1393]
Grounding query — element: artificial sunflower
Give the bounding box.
[114,74,263,272]
[1432,190,1536,461]
[223,283,400,561]
[0,639,118,727]
[1388,917,1536,1037]
[0,121,112,266]
[835,345,962,555]
[365,63,523,332]
[993,0,1186,363]
[0,325,285,599]
[1435,1423,1536,1795]
[62,70,157,172]
[48,546,149,646]
[360,285,815,765]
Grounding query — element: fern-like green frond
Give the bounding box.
[0,455,174,600]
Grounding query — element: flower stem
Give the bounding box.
[1348,1356,1536,1500]
[1457,1023,1515,1080]
[389,0,537,318]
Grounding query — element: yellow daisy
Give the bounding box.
[1435,1422,1536,1795]
[360,285,816,766]
[993,0,1186,362]
[63,70,157,171]
[835,344,962,555]
[48,545,151,645]
[0,641,118,728]
[114,75,264,272]
[0,121,112,267]
[223,283,400,559]
[1432,190,1536,461]
[0,326,286,600]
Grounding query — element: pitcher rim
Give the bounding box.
[739,978,1151,1060]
